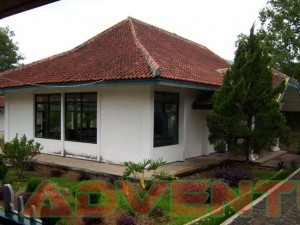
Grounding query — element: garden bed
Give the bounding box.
[0,160,295,225]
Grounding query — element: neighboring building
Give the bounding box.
[0,97,4,138]
[0,17,299,164]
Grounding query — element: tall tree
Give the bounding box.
[207,26,290,161]
[259,0,300,79]
[0,27,24,72]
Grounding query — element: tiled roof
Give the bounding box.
[0,17,230,89]
[272,69,288,87]
[0,96,5,107]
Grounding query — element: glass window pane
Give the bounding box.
[82,93,97,102]
[66,93,81,102]
[89,112,97,128]
[165,93,178,103]
[49,94,61,102]
[67,103,75,112]
[36,95,48,103]
[154,92,178,147]
[154,93,164,103]
[36,103,46,111]
[50,103,61,111]
[49,111,61,139]
[83,103,97,112]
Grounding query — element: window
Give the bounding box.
[35,94,61,139]
[154,91,179,147]
[65,93,97,143]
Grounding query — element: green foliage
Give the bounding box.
[259,0,300,79]
[0,155,8,184]
[26,178,42,192]
[0,27,24,72]
[207,26,290,161]
[3,134,42,179]
[123,158,167,189]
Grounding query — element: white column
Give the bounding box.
[96,90,101,162]
[61,92,65,156]
[4,95,10,141]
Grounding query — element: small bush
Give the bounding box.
[290,160,297,169]
[116,214,136,225]
[26,162,35,171]
[56,220,73,225]
[0,186,4,200]
[2,134,42,179]
[215,168,254,186]
[149,206,165,218]
[89,193,101,204]
[277,160,285,170]
[22,192,33,205]
[0,155,8,184]
[26,178,42,192]
[77,172,92,181]
[82,216,104,225]
[214,141,226,153]
[50,169,64,177]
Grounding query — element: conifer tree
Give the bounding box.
[207,26,290,161]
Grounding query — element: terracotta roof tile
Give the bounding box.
[0,17,230,89]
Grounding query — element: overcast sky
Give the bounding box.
[0,0,268,64]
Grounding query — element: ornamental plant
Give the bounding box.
[122,158,167,189]
[0,155,8,184]
[3,134,42,179]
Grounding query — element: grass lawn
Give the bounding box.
[0,166,295,225]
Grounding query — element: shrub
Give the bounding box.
[26,178,42,192]
[214,141,226,153]
[290,160,297,169]
[50,169,64,177]
[116,214,136,225]
[0,155,8,184]
[89,193,101,204]
[82,216,104,225]
[215,168,254,186]
[22,192,33,205]
[0,186,4,200]
[2,134,42,179]
[77,172,92,181]
[277,160,285,170]
[149,206,165,218]
[26,162,35,171]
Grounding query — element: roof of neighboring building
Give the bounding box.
[0,97,5,107]
[0,17,230,90]
[0,0,59,19]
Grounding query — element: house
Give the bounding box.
[0,17,299,164]
[0,97,4,139]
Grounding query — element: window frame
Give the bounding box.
[154,91,179,147]
[65,92,97,144]
[35,93,61,140]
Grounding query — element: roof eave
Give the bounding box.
[0,78,219,94]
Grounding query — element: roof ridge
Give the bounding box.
[129,17,208,50]
[0,19,129,78]
[129,17,228,64]
[128,17,162,77]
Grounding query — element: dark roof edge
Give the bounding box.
[0,78,218,94]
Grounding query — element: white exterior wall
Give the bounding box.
[4,85,214,164]
[151,87,211,162]
[5,92,34,141]
[100,86,152,164]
